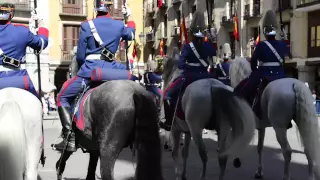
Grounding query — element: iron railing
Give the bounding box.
[61,44,77,61]
[146,32,155,42]
[171,25,180,37]
[297,0,320,7]
[60,0,86,16]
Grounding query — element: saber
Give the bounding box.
[32,0,46,167]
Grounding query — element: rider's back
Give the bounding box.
[80,17,127,55]
[0,24,38,62]
[255,40,288,63]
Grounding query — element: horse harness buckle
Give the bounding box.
[101,48,115,61]
[0,48,20,68]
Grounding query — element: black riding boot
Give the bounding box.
[53,107,77,152]
[159,100,173,131]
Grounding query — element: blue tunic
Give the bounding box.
[76,15,135,78]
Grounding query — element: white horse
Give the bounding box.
[0,88,43,180]
[229,57,320,180]
[163,53,256,180]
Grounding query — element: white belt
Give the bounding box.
[259,62,281,67]
[218,77,229,80]
[0,64,26,71]
[186,62,201,67]
[86,54,102,60]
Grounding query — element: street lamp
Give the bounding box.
[139,32,145,46]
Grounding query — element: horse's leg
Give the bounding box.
[171,126,182,180]
[274,128,292,180]
[99,134,126,180]
[305,146,316,180]
[86,150,100,180]
[56,151,73,180]
[181,132,191,180]
[191,131,208,180]
[255,128,266,179]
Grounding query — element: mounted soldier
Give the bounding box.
[215,43,232,86]
[144,55,163,99]
[234,10,289,116]
[0,2,49,98]
[159,11,216,131]
[53,0,139,152]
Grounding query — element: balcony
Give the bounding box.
[172,0,182,5]
[147,1,155,15]
[60,0,86,17]
[297,0,320,8]
[146,32,155,43]
[220,11,233,26]
[171,25,180,37]
[6,0,31,18]
[61,44,77,61]
[281,0,292,10]
[243,3,261,20]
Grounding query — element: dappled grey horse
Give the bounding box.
[162,51,256,180]
[55,58,163,180]
[229,57,320,180]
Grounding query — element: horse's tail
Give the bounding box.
[133,91,163,180]
[0,101,26,180]
[293,82,320,176]
[210,86,255,157]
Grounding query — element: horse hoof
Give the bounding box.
[233,158,241,168]
[57,174,62,180]
[254,172,264,179]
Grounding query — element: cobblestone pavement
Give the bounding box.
[39,118,312,180]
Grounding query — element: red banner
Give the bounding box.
[180,13,189,49]
[233,16,239,41]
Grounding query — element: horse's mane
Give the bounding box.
[229,57,252,88]
[162,48,182,90]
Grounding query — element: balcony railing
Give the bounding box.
[147,1,155,14]
[61,44,77,61]
[171,25,180,37]
[6,0,31,11]
[220,11,233,26]
[172,0,182,5]
[146,32,155,43]
[244,3,260,20]
[60,0,86,16]
[297,0,320,7]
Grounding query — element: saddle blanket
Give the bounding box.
[72,88,96,131]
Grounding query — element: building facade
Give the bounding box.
[143,0,320,89]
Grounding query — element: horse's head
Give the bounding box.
[229,57,252,88]
[162,47,182,89]
[68,51,80,79]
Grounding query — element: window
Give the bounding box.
[310,26,320,47]
[61,0,83,15]
[176,10,181,26]
[308,10,320,57]
[62,25,80,61]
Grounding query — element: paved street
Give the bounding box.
[40,114,312,180]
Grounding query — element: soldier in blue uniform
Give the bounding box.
[235,10,289,106]
[144,55,163,98]
[0,3,49,98]
[159,11,216,131]
[53,0,139,152]
[215,43,231,86]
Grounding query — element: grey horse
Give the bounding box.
[162,51,256,180]
[229,57,320,180]
[54,58,163,180]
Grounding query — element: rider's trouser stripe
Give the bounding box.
[56,76,78,107]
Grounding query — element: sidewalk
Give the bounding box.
[43,111,59,120]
